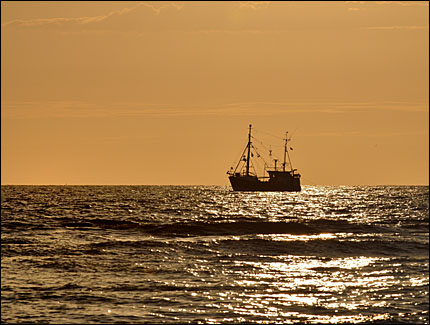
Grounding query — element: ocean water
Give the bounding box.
[1,185,428,324]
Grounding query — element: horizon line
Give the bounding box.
[1,184,428,187]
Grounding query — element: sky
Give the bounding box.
[1,1,429,185]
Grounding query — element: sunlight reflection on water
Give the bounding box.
[2,185,428,323]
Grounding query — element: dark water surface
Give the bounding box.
[1,185,429,324]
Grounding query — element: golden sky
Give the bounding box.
[1,1,428,185]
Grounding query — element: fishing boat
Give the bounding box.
[227,124,301,192]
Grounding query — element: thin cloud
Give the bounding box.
[300,130,429,137]
[239,1,271,10]
[1,2,269,32]
[347,1,429,6]
[2,2,428,33]
[366,25,429,30]
[375,1,429,6]
[2,100,427,120]
[1,2,181,29]
[2,4,131,28]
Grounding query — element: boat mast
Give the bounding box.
[283,132,287,172]
[246,124,252,176]
[283,131,293,172]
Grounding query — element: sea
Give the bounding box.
[1,185,429,324]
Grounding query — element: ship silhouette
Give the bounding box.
[227,124,301,192]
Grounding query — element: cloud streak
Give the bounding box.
[2,100,428,120]
[366,25,429,30]
[1,2,182,29]
[239,1,271,10]
[374,1,429,6]
[3,1,427,33]
[2,4,130,28]
[346,1,429,6]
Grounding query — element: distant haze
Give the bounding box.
[1,1,428,185]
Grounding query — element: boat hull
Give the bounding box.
[229,174,301,192]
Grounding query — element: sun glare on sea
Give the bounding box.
[227,254,395,323]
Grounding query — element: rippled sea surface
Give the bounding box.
[1,185,429,324]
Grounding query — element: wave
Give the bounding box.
[61,218,319,236]
[213,237,429,257]
[60,218,395,237]
[63,218,141,230]
[143,221,318,236]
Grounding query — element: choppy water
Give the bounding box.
[1,185,429,324]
